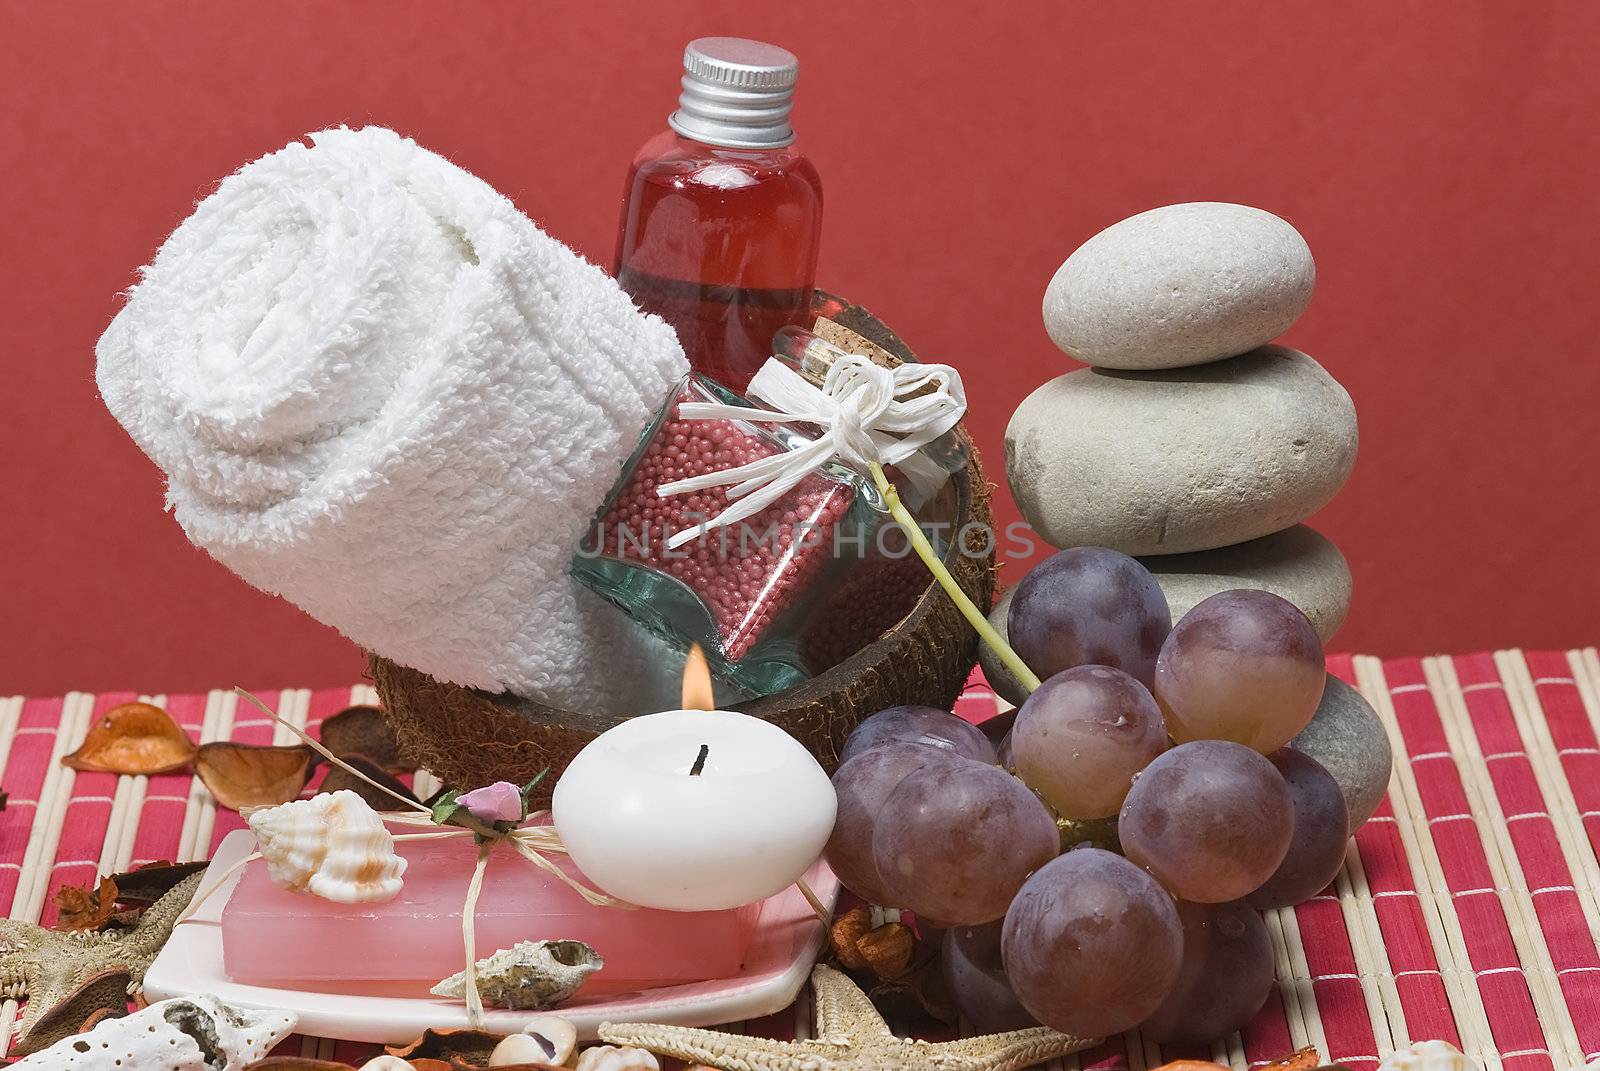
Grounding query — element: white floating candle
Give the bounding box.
[553,707,837,912]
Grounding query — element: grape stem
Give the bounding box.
[868,462,1043,694]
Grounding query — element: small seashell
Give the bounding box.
[246,789,407,903]
[1378,1041,1482,1071]
[492,1033,557,1066]
[358,1058,417,1071]
[430,939,603,1010]
[521,1015,579,1066]
[574,1046,661,1071]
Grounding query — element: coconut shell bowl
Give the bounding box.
[370,292,996,801]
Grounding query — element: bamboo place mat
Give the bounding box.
[3,650,1600,1069]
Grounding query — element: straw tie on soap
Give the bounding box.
[178,689,627,1029]
[657,354,968,549]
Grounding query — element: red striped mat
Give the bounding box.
[3,649,1598,1069]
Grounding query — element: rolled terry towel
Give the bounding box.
[96,126,689,709]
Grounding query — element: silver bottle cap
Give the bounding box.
[670,37,799,150]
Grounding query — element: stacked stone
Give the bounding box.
[1006,201,1356,632]
[986,203,1389,827]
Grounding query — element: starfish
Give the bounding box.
[600,963,1096,1071]
[0,872,202,1043]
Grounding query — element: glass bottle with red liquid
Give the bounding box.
[614,37,823,394]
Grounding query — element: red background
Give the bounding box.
[2,2,1597,696]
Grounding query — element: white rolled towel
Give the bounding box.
[95,126,689,708]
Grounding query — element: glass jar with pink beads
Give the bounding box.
[572,373,879,696]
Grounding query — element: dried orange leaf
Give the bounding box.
[318,753,419,810]
[62,701,197,775]
[319,704,403,770]
[52,875,119,932]
[1261,1048,1322,1071]
[194,742,314,812]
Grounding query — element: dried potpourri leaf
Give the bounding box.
[855,920,914,978]
[79,1004,127,1032]
[828,905,914,979]
[244,1060,354,1070]
[63,701,198,775]
[109,859,209,904]
[195,741,315,810]
[319,753,420,810]
[11,967,132,1057]
[829,905,874,970]
[53,875,120,931]
[1263,1048,1323,1071]
[1151,1063,1230,1071]
[319,704,404,770]
[388,1026,509,1064]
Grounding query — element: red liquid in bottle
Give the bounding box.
[616,132,823,393]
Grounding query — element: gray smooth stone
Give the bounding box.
[1043,202,1315,370]
[1005,346,1358,555]
[1140,525,1351,643]
[1292,675,1393,830]
[978,587,1032,708]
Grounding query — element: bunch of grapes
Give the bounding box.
[824,548,1351,1043]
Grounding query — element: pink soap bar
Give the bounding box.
[222,836,758,994]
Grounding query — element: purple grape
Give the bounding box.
[1154,589,1326,753]
[1007,548,1172,687]
[1141,899,1275,1043]
[825,742,958,905]
[873,758,1059,925]
[1120,740,1294,903]
[942,921,1038,1032]
[981,708,1017,753]
[1002,848,1183,1037]
[1013,665,1168,819]
[1248,749,1350,908]
[841,705,998,765]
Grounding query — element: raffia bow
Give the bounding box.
[657,354,968,550]
[177,690,630,1029]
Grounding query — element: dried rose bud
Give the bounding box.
[456,781,524,823]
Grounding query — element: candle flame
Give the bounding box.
[681,644,715,711]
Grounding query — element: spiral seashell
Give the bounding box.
[1378,1041,1482,1071]
[246,789,406,903]
[431,939,603,1010]
[574,1046,660,1071]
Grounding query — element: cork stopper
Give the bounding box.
[784,318,939,399]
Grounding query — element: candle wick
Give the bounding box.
[689,743,710,776]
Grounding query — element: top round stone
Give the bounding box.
[1043,202,1315,370]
